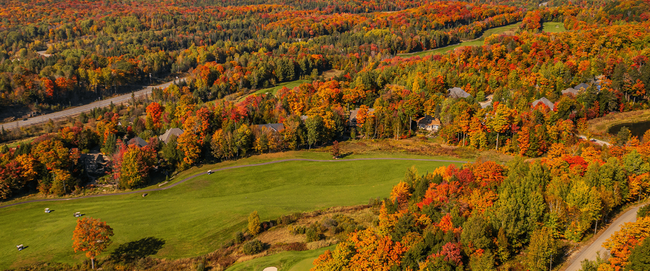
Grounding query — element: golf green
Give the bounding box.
[0,156,463,269]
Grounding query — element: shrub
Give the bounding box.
[639,204,650,218]
[290,225,306,235]
[248,211,261,235]
[234,231,245,244]
[243,240,266,255]
[306,227,323,242]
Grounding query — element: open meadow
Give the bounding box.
[0,152,465,269]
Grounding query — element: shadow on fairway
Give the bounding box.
[109,237,166,262]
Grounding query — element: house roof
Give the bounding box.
[448,87,470,99]
[417,115,441,126]
[349,108,375,122]
[532,97,555,110]
[574,83,590,90]
[562,87,580,96]
[255,123,285,132]
[159,128,184,144]
[128,137,148,148]
[300,115,309,121]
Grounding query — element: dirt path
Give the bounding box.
[563,203,648,271]
[0,157,467,209]
[0,77,187,131]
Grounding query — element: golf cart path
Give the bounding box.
[563,203,648,271]
[0,157,467,209]
[0,77,187,131]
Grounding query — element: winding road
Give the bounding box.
[564,203,648,271]
[0,157,467,210]
[0,77,187,131]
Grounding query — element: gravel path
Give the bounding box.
[564,203,648,271]
[0,77,187,131]
[0,157,467,209]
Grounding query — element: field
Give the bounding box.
[226,245,333,271]
[238,80,311,102]
[0,151,465,269]
[399,22,521,57]
[542,22,568,33]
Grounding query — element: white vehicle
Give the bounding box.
[17,244,24,251]
[44,208,51,213]
[207,170,213,175]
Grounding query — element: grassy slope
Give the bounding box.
[227,246,333,271]
[238,80,310,102]
[0,152,464,269]
[399,22,521,57]
[542,22,567,33]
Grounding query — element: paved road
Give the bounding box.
[0,157,467,209]
[577,135,612,147]
[0,77,187,131]
[564,203,648,271]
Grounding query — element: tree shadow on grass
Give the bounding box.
[109,237,165,263]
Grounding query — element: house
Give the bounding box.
[300,115,309,121]
[561,87,580,96]
[159,128,184,144]
[128,136,148,148]
[448,87,470,99]
[254,123,285,133]
[81,152,108,174]
[532,97,555,111]
[349,107,375,127]
[574,83,590,91]
[479,94,494,109]
[417,115,441,132]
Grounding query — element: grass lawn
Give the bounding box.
[238,80,311,102]
[227,245,333,271]
[542,22,567,33]
[0,152,464,269]
[399,22,521,57]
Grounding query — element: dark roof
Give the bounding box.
[448,87,470,99]
[159,128,184,144]
[255,123,285,132]
[128,137,148,148]
[532,97,555,110]
[574,83,590,90]
[417,115,441,126]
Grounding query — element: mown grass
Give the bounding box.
[0,152,464,269]
[238,80,311,102]
[399,22,521,57]
[227,245,332,271]
[542,22,567,33]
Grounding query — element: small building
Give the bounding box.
[128,137,148,148]
[300,115,309,121]
[81,152,108,174]
[349,107,375,127]
[448,87,470,99]
[159,128,184,144]
[417,115,441,132]
[532,97,555,111]
[574,83,590,91]
[254,123,285,133]
[479,94,494,109]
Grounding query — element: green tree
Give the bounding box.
[234,124,252,157]
[248,210,261,235]
[525,227,557,271]
[306,115,324,149]
[162,135,181,167]
[627,237,650,271]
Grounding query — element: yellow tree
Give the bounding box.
[72,217,114,269]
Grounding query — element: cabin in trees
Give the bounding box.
[81,152,108,174]
[417,115,441,132]
[254,123,285,133]
[349,108,375,127]
[532,97,555,111]
[159,128,184,144]
[447,87,470,99]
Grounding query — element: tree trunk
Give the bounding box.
[91,258,95,269]
[496,132,500,150]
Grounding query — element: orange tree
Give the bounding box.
[72,217,114,269]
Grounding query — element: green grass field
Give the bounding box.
[0,152,465,269]
[227,245,333,271]
[542,22,567,33]
[399,22,521,57]
[239,80,310,102]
